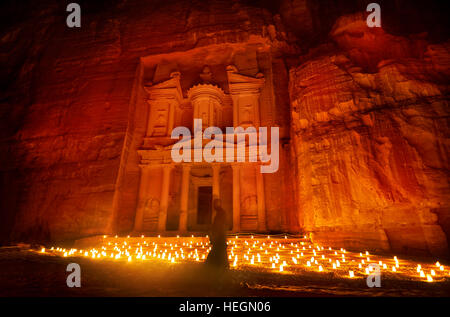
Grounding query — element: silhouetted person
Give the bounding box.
[205,198,229,270]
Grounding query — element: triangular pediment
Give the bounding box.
[226,65,265,94]
[227,72,265,85]
[144,72,183,100]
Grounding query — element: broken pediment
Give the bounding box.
[144,71,183,102]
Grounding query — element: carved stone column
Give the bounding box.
[255,165,267,231]
[133,165,151,232]
[211,164,221,221]
[212,165,220,200]
[158,165,173,232]
[179,165,191,233]
[232,165,241,232]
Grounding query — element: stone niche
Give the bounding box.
[111,43,294,235]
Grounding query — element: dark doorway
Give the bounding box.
[197,186,212,225]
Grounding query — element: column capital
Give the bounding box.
[181,164,192,172]
[162,164,175,171]
[211,164,221,170]
[139,164,163,170]
[231,164,242,171]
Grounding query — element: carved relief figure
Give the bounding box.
[143,198,160,220]
[150,103,170,136]
[242,195,258,213]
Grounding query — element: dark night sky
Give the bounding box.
[0,0,449,40]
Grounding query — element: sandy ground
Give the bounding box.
[0,247,449,297]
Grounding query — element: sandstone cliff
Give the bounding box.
[290,13,450,256]
[0,0,448,257]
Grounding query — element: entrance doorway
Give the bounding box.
[197,186,212,225]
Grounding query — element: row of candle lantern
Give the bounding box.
[38,234,449,283]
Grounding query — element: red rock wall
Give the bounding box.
[0,1,448,258]
[290,14,450,257]
[0,0,291,243]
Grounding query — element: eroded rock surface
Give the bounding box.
[0,1,448,257]
[290,14,450,256]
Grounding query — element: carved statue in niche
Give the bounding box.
[143,198,160,219]
[200,66,214,84]
[156,112,167,126]
[241,195,258,213]
[200,101,210,128]
[149,102,170,136]
[241,104,254,126]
